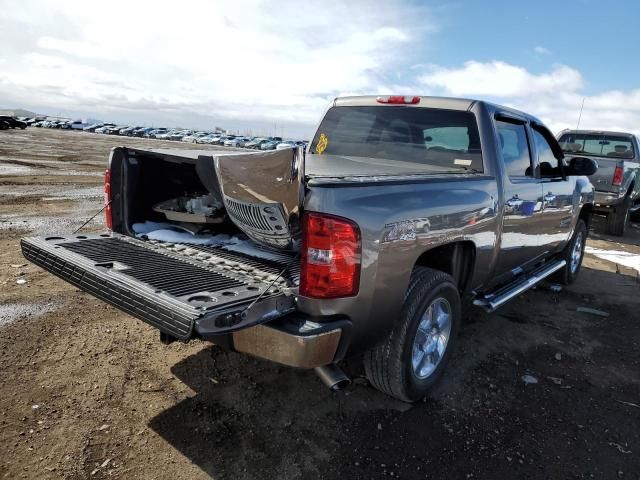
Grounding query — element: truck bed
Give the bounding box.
[21,233,298,340]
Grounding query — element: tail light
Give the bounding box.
[104,168,113,230]
[612,166,624,186]
[376,95,420,105]
[299,212,361,299]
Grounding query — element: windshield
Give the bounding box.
[559,132,635,158]
[310,106,483,172]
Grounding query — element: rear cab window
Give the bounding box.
[310,106,483,173]
[559,132,635,158]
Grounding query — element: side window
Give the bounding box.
[495,120,532,178]
[532,128,561,177]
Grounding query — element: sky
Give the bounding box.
[1,0,639,138]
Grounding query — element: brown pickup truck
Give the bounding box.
[22,95,597,401]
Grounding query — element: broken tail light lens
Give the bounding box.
[376,95,420,105]
[104,168,112,230]
[612,166,624,186]
[300,212,361,299]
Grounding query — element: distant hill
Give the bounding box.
[0,108,39,117]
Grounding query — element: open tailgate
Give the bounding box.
[21,233,297,341]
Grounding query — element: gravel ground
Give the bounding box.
[1,128,639,480]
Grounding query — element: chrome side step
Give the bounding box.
[473,259,566,312]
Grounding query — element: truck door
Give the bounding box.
[493,117,546,281]
[530,124,574,254]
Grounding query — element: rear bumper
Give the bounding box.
[594,190,623,208]
[229,316,351,368]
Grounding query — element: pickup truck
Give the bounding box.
[21,96,598,402]
[557,129,640,235]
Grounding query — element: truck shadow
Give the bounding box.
[148,347,410,479]
[148,265,640,479]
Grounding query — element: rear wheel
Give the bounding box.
[605,196,631,236]
[364,267,461,402]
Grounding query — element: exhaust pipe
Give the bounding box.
[314,364,351,392]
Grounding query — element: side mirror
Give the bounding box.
[566,156,598,176]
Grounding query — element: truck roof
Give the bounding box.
[334,95,477,111]
[558,129,636,138]
[332,95,543,124]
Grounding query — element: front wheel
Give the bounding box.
[364,267,461,402]
[554,219,587,285]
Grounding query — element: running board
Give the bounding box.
[473,260,566,312]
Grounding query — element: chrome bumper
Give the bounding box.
[594,190,623,208]
[232,318,346,369]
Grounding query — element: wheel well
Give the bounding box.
[579,204,593,230]
[414,241,475,294]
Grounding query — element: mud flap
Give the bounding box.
[21,233,296,341]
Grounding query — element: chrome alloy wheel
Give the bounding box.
[570,231,583,274]
[411,297,452,379]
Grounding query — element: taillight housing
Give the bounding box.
[104,168,113,230]
[612,166,624,186]
[299,212,361,299]
[376,95,420,105]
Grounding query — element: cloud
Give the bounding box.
[0,0,434,137]
[417,60,640,136]
[417,61,583,97]
[534,46,552,55]
[1,2,638,138]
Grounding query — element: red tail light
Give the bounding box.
[612,166,624,186]
[376,95,420,105]
[104,168,113,230]
[299,212,361,299]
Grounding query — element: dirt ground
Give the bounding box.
[1,128,639,480]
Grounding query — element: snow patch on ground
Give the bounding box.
[0,303,57,327]
[0,203,103,235]
[0,164,102,177]
[0,185,102,199]
[585,246,640,274]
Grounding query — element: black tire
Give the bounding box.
[554,219,587,285]
[605,196,631,236]
[364,267,461,402]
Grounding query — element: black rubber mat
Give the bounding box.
[62,238,244,297]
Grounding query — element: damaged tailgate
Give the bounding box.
[21,233,297,341]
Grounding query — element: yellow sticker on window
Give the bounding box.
[316,133,328,154]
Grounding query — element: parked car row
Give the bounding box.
[83,124,309,150]
[7,115,310,150]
